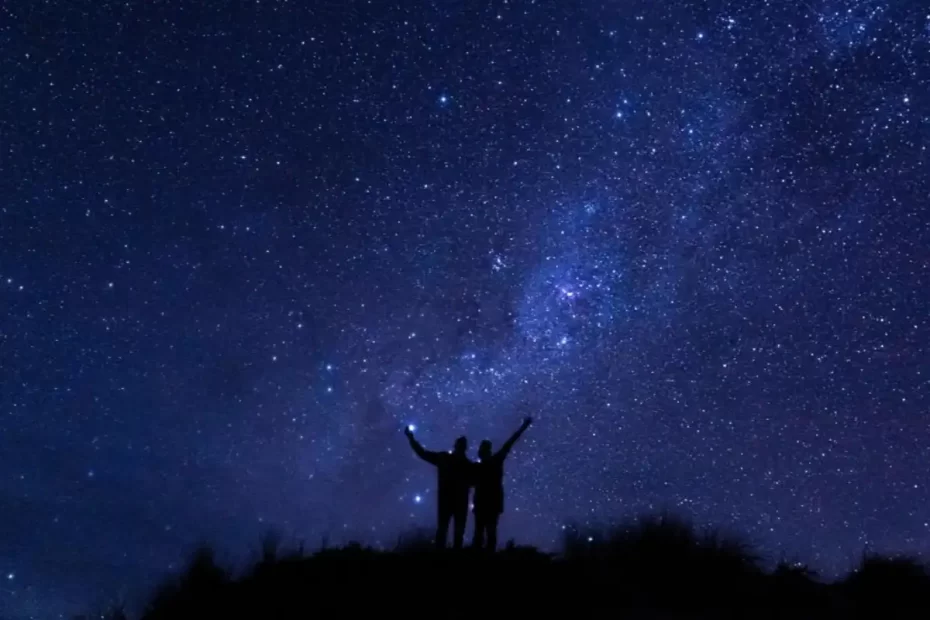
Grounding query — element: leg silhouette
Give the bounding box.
[472,513,487,549]
[451,508,467,549]
[486,513,500,551]
[435,508,452,548]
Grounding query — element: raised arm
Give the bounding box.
[405,428,440,465]
[496,416,532,460]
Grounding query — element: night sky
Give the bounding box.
[2,0,929,617]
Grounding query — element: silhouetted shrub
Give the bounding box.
[559,513,765,610]
[142,545,230,620]
[842,552,930,609]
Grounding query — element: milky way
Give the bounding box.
[1,0,928,617]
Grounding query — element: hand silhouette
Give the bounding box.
[523,416,533,427]
[404,426,414,438]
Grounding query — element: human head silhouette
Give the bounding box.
[453,436,467,455]
[478,439,492,461]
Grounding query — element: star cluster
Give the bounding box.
[1,0,929,617]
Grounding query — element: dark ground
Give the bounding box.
[78,514,929,619]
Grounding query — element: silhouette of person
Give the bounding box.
[404,426,473,549]
[472,416,532,551]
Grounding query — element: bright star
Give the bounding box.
[407,424,416,432]
[414,495,422,503]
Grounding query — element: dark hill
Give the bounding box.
[80,514,929,619]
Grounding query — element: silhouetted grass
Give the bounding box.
[841,552,930,610]
[83,512,930,619]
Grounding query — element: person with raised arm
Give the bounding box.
[471,416,533,551]
[404,426,473,549]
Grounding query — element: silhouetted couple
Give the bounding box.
[404,416,533,551]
